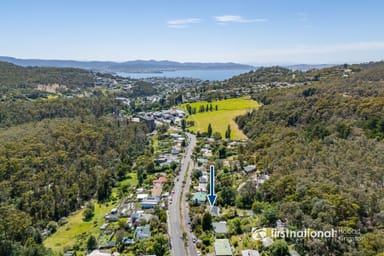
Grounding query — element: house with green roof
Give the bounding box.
[191,192,207,205]
[134,224,151,240]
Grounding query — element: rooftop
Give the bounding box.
[192,192,207,203]
[153,176,168,183]
[151,187,162,197]
[135,224,151,239]
[244,165,256,173]
[137,194,148,200]
[242,250,260,256]
[213,221,228,234]
[214,239,232,256]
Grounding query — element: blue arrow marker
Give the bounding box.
[207,165,217,207]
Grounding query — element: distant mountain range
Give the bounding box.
[0,56,255,74]
[0,56,337,74]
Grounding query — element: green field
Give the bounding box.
[43,202,113,254]
[44,172,137,254]
[181,97,260,139]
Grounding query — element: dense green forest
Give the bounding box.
[0,117,148,255]
[228,66,308,85]
[0,62,151,255]
[0,95,123,127]
[0,62,94,88]
[235,62,384,255]
[0,62,95,100]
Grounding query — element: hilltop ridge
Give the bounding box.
[0,56,254,73]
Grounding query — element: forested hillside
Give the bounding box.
[235,62,384,255]
[0,61,95,100]
[228,66,307,85]
[0,62,151,255]
[0,95,123,127]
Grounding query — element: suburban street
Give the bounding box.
[168,132,197,256]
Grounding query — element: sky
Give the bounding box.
[1,0,384,65]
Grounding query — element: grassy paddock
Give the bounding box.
[44,172,137,253]
[43,202,112,253]
[181,97,260,139]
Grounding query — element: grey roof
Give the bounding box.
[214,239,232,256]
[212,221,228,234]
[244,165,256,173]
[210,206,220,217]
[242,250,260,256]
[135,224,151,239]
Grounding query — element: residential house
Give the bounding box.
[137,194,148,201]
[151,186,162,197]
[139,213,154,223]
[243,165,256,173]
[201,148,213,158]
[105,214,118,222]
[154,157,167,164]
[135,224,151,240]
[100,223,109,231]
[214,239,232,256]
[141,197,159,209]
[123,238,134,246]
[241,250,260,256]
[170,133,181,138]
[197,158,208,165]
[192,192,207,205]
[130,211,143,226]
[210,206,220,217]
[153,176,168,185]
[196,183,207,192]
[212,221,228,234]
[87,250,111,256]
[199,175,208,183]
[171,147,179,155]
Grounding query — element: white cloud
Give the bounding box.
[167,18,202,28]
[214,15,267,24]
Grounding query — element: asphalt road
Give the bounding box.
[168,132,197,256]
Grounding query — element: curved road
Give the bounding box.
[168,132,197,256]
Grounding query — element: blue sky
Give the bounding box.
[1,0,384,64]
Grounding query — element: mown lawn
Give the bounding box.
[181,97,260,139]
[44,202,113,253]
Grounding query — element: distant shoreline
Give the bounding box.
[117,68,254,81]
